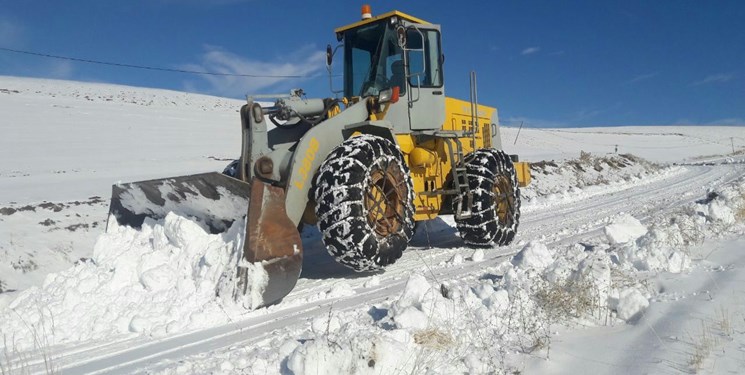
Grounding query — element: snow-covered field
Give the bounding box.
[1,76,744,374]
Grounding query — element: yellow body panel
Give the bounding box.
[513,162,532,187]
[334,10,430,34]
[396,97,498,221]
[334,11,531,222]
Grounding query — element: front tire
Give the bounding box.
[455,149,521,246]
[314,135,415,271]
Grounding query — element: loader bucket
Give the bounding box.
[107,172,303,308]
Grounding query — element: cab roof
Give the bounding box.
[334,10,430,34]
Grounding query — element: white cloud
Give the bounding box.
[706,118,745,126]
[521,47,540,56]
[0,16,23,47]
[692,73,735,86]
[182,45,326,97]
[573,108,602,122]
[48,60,74,79]
[624,72,658,85]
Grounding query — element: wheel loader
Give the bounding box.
[107,6,531,308]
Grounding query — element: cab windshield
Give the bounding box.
[343,21,405,98]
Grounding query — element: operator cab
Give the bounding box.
[334,7,445,131]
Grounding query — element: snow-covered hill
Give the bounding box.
[1,76,744,374]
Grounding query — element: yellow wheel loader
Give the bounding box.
[107,6,531,308]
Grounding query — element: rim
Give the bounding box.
[493,175,515,227]
[365,159,407,237]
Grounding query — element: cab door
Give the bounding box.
[405,26,445,130]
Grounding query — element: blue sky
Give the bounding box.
[0,0,743,127]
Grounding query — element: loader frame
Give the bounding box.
[107,7,531,309]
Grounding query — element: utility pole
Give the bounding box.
[732,137,735,154]
[513,121,524,145]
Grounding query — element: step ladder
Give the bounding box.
[450,142,473,220]
[452,71,481,220]
[418,72,481,220]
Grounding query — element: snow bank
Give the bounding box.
[286,327,417,375]
[150,178,745,373]
[284,179,745,373]
[605,181,745,275]
[521,153,668,205]
[286,272,518,374]
[0,213,261,351]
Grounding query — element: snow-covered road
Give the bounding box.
[22,161,739,374]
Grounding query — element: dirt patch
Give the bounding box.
[38,202,65,212]
[65,223,90,232]
[530,160,558,175]
[0,197,106,216]
[11,258,38,273]
[39,218,56,226]
[207,156,235,161]
[0,205,35,216]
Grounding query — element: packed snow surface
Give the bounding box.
[1,77,745,374]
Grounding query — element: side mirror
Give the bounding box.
[405,28,423,49]
[396,26,407,48]
[326,44,333,67]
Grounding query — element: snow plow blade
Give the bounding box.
[107,172,303,308]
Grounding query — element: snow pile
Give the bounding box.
[511,241,554,270]
[702,193,737,224]
[0,212,261,351]
[281,183,745,374]
[286,272,514,374]
[604,214,647,244]
[609,182,745,274]
[286,242,593,373]
[604,213,692,273]
[146,178,745,374]
[286,323,418,375]
[612,288,649,321]
[523,152,664,202]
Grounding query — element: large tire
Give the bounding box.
[222,159,239,178]
[455,149,521,246]
[314,134,415,271]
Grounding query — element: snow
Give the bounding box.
[1,76,745,374]
[604,213,648,244]
[470,248,485,262]
[0,212,265,351]
[115,180,250,232]
[512,241,554,270]
[615,287,649,321]
[707,198,736,224]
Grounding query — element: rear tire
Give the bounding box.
[314,135,415,271]
[455,149,521,246]
[222,159,239,178]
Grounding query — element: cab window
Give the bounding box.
[406,29,442,88]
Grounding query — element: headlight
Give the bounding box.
[378,86,400,104]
